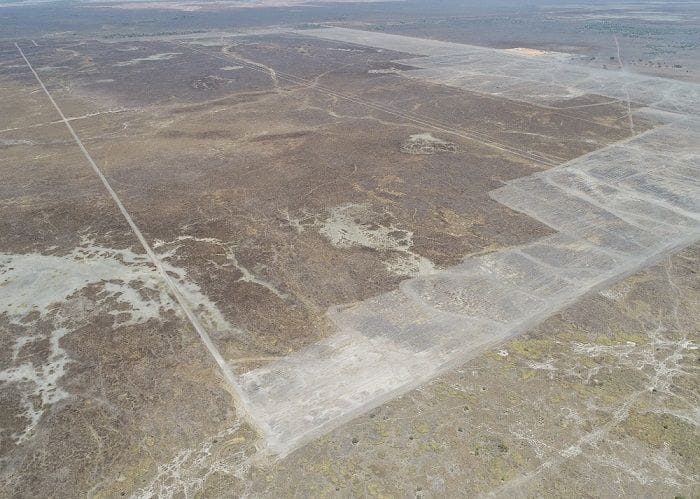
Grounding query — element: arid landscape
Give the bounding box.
[0,0,698,497]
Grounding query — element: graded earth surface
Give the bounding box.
[0,0,698,497]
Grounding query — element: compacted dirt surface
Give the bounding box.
[0,1,698,497]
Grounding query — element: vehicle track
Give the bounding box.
[13,42,267,440]
[176,41,564,168]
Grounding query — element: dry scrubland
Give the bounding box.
[0,2,699,496]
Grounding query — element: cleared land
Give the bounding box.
[0,6,699,497]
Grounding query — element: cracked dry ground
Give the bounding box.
[0,34,697,497]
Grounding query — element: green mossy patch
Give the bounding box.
[622,411,699,469]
